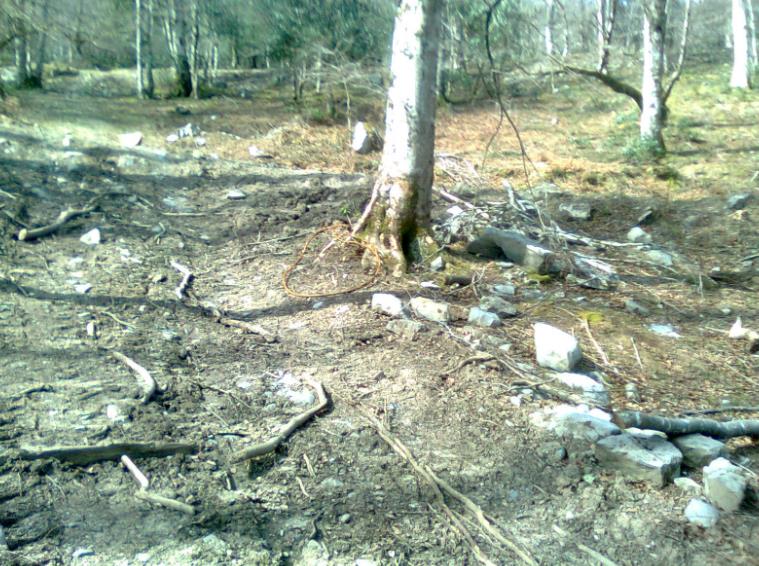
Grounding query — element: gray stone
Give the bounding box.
[226,189,247,200]
[80,228,101,245]
[726,193,750,210]
[646,249,673,267]
[559,202,593,221]
[479,295,517,318]
[468,307,501,328]
[555,372,609,407]
[684,499,720,528]
[530,405,621,443]
[674,477,703,496]
[409,297,450,323]
[538,441,567,463]
[624,383,641,402]
[371,293,405,318]
[177,122,200,138]
[534,323,582,371]
[703,457,747,512]
[295,540,329,566]
[467,228,558,274]
[624,299,650,316]
[627,226,652,243]
[430,256,445,271]
[491,284,516,297]
[386,319,424,341]
[595,432,683,487]
[166,133,179,143]
[118,131,143,148]
[351,121,374,154]
[672,434,728,468]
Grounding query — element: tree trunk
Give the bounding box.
[14,17,30,87]
[189,0,200,99]
[731,0,752,88]
[545,0,555,56]
[596,0,617,73]
[145,0,155,98]
[747,0,757,70]
[356,0,443,274]
[29,0,49,88]
[135,0,144,98]
[164,0,192,97]
[640,0,667,152]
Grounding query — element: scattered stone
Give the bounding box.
[645,249,673,267]
[72,548,95,559]
[409,297,450,323]
[595,432,683,487]
[559,202,593,221]
[637,207,656,225]
[338,513,351,524]
[533,323,582,371]
[319,477,344,491]
[118,131,143,148]
[62,133,73,147]
[674,477,703,496]
[226,189,247,200]
[386,319,424,341]
[351,121,374,154]
[177,123,200,138]
[648,323,681,338]
[538,441,567,463]
[530,404,621,443]
[446,205,464,217]
[73,283,92,294]
[430,256,445,271]
[467,228,559,274]
[555,372,609,407]
[627,226,652,244]
[684,499,720,528]
[624,383,641,402]
[194,136,207,147]
[248,145,272,158]
[571,255,619,290]
[371,293,405,318]
[468,307,501,328]
[295,540,329,566]
[80,228,101,246]
[479,295,517,318]
[726,193,750,210]
[419,281,439,289]
[491,283,516,297]
[703,457,747,512]
[624,299,650,316]
[672,434,728,468]
[166,133,179,143]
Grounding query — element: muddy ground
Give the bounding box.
[0,69,758,565]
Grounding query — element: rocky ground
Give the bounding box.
[0,69,758,565]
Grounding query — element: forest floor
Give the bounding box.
[0,66,758,565]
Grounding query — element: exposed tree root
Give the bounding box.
[230,379,329,463]
[620,412,759,439]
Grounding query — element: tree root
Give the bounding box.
[620,412,759,439]
[229,379,329,463]
[16,206,95,241]
[358,407,537,566]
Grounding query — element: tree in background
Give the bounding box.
[730,0,753,88]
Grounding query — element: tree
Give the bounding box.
[355,0,443,274]
[640,0,667,151]
[730,0,752,88]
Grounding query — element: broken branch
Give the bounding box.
[20,442,197,465]
[135,489,195,515]
[111,350,158,404]
[16,206,96,241]
[620,412,759,439]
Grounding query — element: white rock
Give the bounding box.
[468,307,501,328]
[386,319,424,341]
[430,256,445,271]
[226,189,247,200]
[351,121,373,154]
[248,145,271,158]
[446,205,464,217]
[118,131,143,148]
[533,323,582,371]
[555,372,609,407]
[166,133,179,143]
[62,133,73,147]
[491,284,516,297]
[646,249,673,267]
[703,457,747,512]
[479,295,517,318]
[73,283,92,294]
[194,136,207,147]
[595,432,682,487]
[560,202,593,221]
[371,293,405,318]
[409,297,450,323]
[627,226,652,243]
[672,434,728,468]
[530,404,620,443]
[80,228,101,245]
[648,323,681,338]
[684,498,720,528]
[674,477,703,496]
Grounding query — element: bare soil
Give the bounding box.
[0,68,757,565]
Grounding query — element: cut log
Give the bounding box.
[620,412,759,439]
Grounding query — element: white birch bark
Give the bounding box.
[358,0,443,273]
[731,0,751,88]
[640,0,666,150]
[136,0,144,98]
[545,0,555,55]
[747,0,757,69]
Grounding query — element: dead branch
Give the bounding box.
[20,442,197,465]
[563,66,642,110]
[135,489,195,515]
[552,525,618,566]
[432,186,476,210]
[620,412,759,439]
[16,206,95,241]
[681,406,759,416]
[359,407,536,566]
[218,318,277,343]
[111,350,158,404]
[121,455,149,489]
[170,260,193,299]
[230,379,329,463]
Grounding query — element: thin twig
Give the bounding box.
[135,489,195,515]
[170,260,193,299]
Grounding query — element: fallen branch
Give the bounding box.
[170,260,193,299]
[681,406,759,416]
[121,455,149,489]
[620,412,759,439]
[135,489,195,515]
[552,525,618,566]
[219,317,277,343]
[111,350,158,404]
[20,442,198,465]
[17,206,95,242]
[230,379,329,463]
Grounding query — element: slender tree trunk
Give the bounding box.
[145,0,155,97]
[597,0,617,73]
[136,0,144,98]
[189,0,200,99]
[164,0,192,97]
[747,0,757,70]
[640,0,667,151]
[545,0,555,55]
[30,0,49,87]
[731,0,752,88]
[14,11,30,87]
[356,0,443,274]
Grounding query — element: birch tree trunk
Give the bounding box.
[731,0,752,88]
[747,0,757,70]
[135,0,145,98]
[189,0,200,99]
[357,0,443,274]
[14,16,30,87]
[30,0,49,87]
[545,0,555,56]
[145,0,155,98]
[164,0,192,97]
[640,0,667,152]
